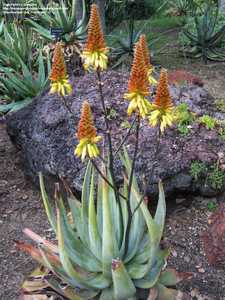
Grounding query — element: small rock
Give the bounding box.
[0,180,8,187]
[184,256,191,263]
[171,249,178,257]
[198,268,205,273]
[176,198,186,204]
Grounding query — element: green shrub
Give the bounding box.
[190,161,207,180]
[0,52,50,113]
[215,98,225,112]
[175,102,195,135]
[199,115,217,130]
[180,4,225,62]
[25,0,86,43]
[208,163,225,190]
[219,126,225,140]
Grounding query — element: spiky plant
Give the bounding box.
[17,153,186,300]
[16,5,190,299]
[183,4,225,63]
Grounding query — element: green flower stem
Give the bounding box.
[91,159,127,201]
[114,116,137,157]
[146,124,162,189]
[61,95,74,116]
[124,115,140,257]
[96,70,120,202]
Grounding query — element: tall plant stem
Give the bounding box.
[124,115,140,257]
[96,70,120,202]
[61,95,74,116]
[96,69,124,237]
[91,160,127,201]
[146,124,161,189]
[114,116,137,157]
[132,125,161,216]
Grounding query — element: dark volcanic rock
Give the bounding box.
[6,71,225,199]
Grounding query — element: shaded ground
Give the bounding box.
[0,123,49,300]
[1,29,225,299]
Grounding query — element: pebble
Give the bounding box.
[0,180,8,187]
[176,198,186,204]
[172,249,178,257]
[184,256,191,263]
[198,268,205,273]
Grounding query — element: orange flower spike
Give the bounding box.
[127,40,149,96]
[85,4,106,53]
[149,69,174,132]
[139,34,151,69]
[49,42,72,96]
[139,34,157,85]
[124,39,151,118]
[81,4,108,70]
[75,101,101,161]
[154,69,173,110]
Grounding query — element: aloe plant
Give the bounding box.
[0,21,43,70]
[109,19,147,68]
[25,0,87,43]
[183,4,225,62]
[17,152,186,300]
[0,52,50,113]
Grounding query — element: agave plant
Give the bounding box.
[0,21,42,70]
[182,4,225,62]
[26,0,87,43]
[109,19,146,68]
[0,52,50,113]
[17,152,188,300]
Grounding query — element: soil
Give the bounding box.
[1,30,225,299]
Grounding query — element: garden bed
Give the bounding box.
[1,22,225,299]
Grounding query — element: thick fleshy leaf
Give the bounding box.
[16,241,60,268]
[56,190,102,272]
[97,173,103,237]
[134,249,169,289]
[99,287,114,300]
[129,234,150,265]
[39,173,56,231]
[46,276,86,300]
[127,180,161,277]
[23,228,58,254]
[102,177,119,277]
[154,283,180,300]
[88,170,102,259]
[57,206,110,289]
[68,195,86,244]
[81,161,92,246]
[108,172,123,249]
[21,266,49,293]
[154,181,166,241]
[159,269,192,287]
[124,190,146,263]
[112,259,136,300]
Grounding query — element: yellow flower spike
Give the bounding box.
[139,34,157,85]
[81,4,109,71]
[124,38,151,118]
[49,42,72,97]
[75,101,101,161]
[149,69,174,133]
